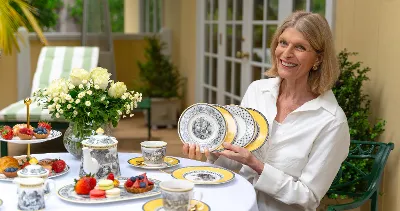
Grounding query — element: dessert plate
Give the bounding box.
[245,108,269,152]
[210,104,237,152]
[142,198,210,211]
[178,103,228,153]
[127,157,180,169]
[57,177,161,204]
[223,105,256,147]
[0,157,70,182]
[171,166,235,185]
[0,130,62,144]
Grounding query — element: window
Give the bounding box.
[141,0,163,33]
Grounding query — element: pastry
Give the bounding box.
[105,188,120,198]
[33,127,49,139]
[17,127,33,140]
[0,156,19,173]
[2,167,18,178]
[124,173,154,194]
[13,124,33,136]
[97,179,114,191]
[89,189,106,199]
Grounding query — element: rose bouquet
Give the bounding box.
[33,67,142,150]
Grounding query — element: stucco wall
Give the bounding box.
[335,0,400,210]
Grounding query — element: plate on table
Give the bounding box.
[0,156,70,181]
[178,103,230,153]
[171,166,235,185]
[245,108,269,152]
[142,198,210,211]
[128,157,180,169]
[57,177,161,204]
[222,105,257,148]
[0,130,62,144]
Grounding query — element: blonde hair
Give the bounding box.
[266,11,339,95]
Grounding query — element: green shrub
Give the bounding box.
[329,49,386,199]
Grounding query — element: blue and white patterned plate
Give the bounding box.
[57,177,161,204]
[223,105,256,147]
[178,103,227,152]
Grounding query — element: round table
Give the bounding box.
[0,153,259,211]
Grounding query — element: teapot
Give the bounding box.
[79,128,121,179]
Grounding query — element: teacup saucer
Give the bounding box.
[128,157,180,169]
[142,198,210,211]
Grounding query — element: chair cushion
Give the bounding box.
[30,46,99,96]
[0,100,66,122]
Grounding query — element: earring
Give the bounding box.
[312,64,318,70]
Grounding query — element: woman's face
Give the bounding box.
[274,27,319,82]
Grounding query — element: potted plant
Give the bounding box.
[135,35,184,129]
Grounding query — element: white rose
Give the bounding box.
[90,67,111,90]
[94,85,100,90]
[85,101,91,106]
[75,99,80,104]
[55,113,60,118]
[87,90,92,95]
[130,114,134,117]
[59,109,63,114]
[79,84,84,89]
[67,104,72,109]
[56,104,61,109]
[117,110,122,115]
[73,110,78,116]
[69,68,90,86]
[108,82,127,98]
[65,94,72,101]
[47,78,68,97]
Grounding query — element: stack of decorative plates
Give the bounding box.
[178,103,269,153]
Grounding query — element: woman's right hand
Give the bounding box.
[182,143,219,162]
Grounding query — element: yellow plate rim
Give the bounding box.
[170,166,235,185]
[142,198,211,211]
[127,156,180,169]
[245,108,269,152]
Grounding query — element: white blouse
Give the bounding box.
[211,77,350,211]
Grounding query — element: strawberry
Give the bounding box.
[107,173,114,181]
[125,179,133,187]
[51,159,66,173]
[38,121,52,132]
[132,179,140,188]
[21,161,30,169]
[74,178,92,195]
[82,173,96,189]
[0,126,13,140]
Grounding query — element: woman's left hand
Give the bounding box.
[218,143,265,174]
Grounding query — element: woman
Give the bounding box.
[183,11,350,211]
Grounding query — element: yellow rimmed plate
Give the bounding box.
[128,157,180,169]
[211,104,238,152]
[171,166,235,185]
[142,198,210,211]
[245,108,269,152]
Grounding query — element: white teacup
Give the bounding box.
[14,177,55,211]
[141,141,167,166]
[160,179,203,211]
[17,164,56,194]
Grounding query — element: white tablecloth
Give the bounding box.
[0,153,258,211]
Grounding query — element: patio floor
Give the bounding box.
[7,112,185,158]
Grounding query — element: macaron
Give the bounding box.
[105,188,121,198]
[89,189,106,199]
[98,179,114,190]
